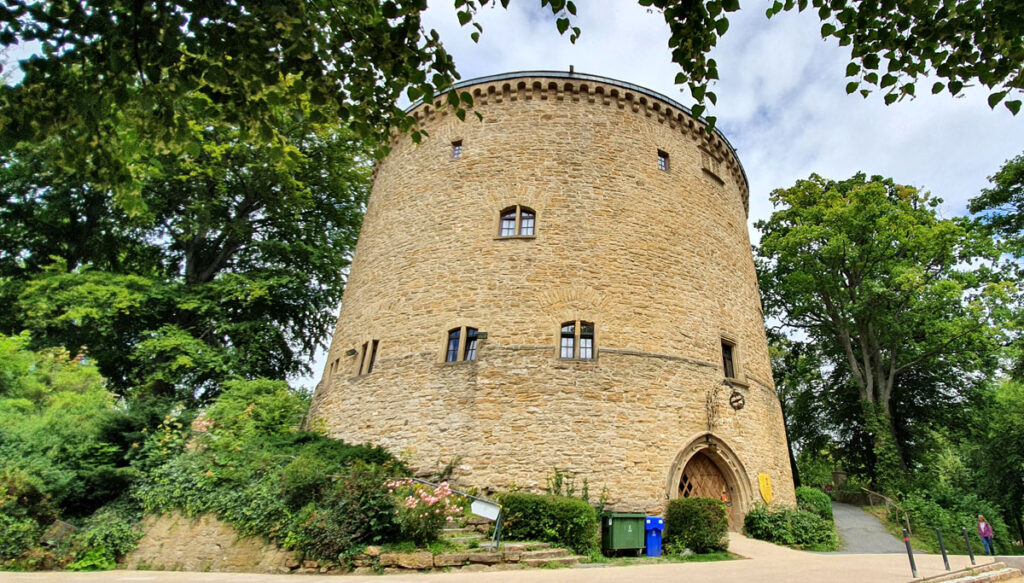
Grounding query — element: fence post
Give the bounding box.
[963,527,976,566]
[903,528,918,578]
[936,528,950,571]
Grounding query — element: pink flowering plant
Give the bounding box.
[386,478,467,546]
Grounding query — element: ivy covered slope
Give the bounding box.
[0,333,431,570]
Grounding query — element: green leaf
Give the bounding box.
[722,0,739,11]
[880,74,897,88]
[716,18,729,35]
[988,91,1008,109]
[884,92,898,105]
[691,104,706,119]
[846,62,860,76]
[846,81,858,94]
[931,82,944,94]
[821,22,835,36]
[1005,100,1022,115]
[457,10,472,25]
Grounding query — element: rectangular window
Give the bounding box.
[446,329,461,362]
[464,328,478,361]
[560,322,575,358]
[500,213,516,236]
[366,340,379,374]
[658,150,670,172]
[722,341,735,378]
[359,342,368,374]
[579,322,594,360]
[451,140,463,159]
[520,210,535,236]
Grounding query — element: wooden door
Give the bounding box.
[679,451,734,527]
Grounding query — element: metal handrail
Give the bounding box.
[861,487,912,535]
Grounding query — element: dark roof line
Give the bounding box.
[406,70,747,190]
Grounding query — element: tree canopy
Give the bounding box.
[755,173,1008,490]
[2,0,1019,209]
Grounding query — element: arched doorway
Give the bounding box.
[667,433,751,530]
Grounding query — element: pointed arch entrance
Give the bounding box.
[667,433,752,530]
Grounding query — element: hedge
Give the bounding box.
[743,504,839,551]
[664,497,729,553]
[495,492,598,554]
[795,486,833,521]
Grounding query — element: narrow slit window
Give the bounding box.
[658,149,670,172]
[722,341,736,378]
[366,340,379,374]
[359,342,368,374]
[464,328,479,361]
[451,140,463,159]
[446,329,461,362]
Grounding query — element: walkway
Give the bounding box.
[0,534,994,583]
[832,501,909,553]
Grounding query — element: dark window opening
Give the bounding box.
[464,328,478,361]
[451,140,463,159]
[367,340,379,374]
[658,149,670,172]
[722,341,735,378]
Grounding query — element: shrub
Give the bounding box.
[796,486,833,521]
[0,513,41,561]
[387,479,466,546]
[743,504,839,551]
[664,497,729,553]
[74,499,144,563]
[897,492,1008,555]
[495,492,598,554]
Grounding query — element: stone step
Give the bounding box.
[479,541,551,552]
[445,535,488,545]
[441,527,481,536]
[520,555,582,568]
[920,563,1024,583]
[520,549,571,560]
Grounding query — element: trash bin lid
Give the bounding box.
[645,516,665,530]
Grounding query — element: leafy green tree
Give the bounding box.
[1,1,1019,205]
[971,379,1024,543]
[756,173,1006,492]
[0,122,369,401]
[970,152,1024,251]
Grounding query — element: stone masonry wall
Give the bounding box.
[309,74,795,514]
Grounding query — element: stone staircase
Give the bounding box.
[918,562,1024,583]
[437,522,583,568]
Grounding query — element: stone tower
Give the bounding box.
[309,72,795,520]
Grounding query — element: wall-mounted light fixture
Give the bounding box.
[345,348,357,356]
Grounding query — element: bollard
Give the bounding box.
[903,528,918,578]
[963,527,976,565]
[936,528,950,571]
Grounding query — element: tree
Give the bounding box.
[756,173,1006,492]
[970,152,1024,250]
[0,121,370,401]
[972,379,1024,544]
[1,1,1019,208]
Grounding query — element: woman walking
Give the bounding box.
[978,515,996,556]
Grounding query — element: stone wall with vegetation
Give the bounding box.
[310,74,795,513]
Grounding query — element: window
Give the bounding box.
[498,205,537,237]
[446,329,461,362]
[722,340,736,379]
[464,328,478,361]
[560,320,595,360]
[451,140,463,159]
[658,149,670,172]
[445,326,480,363]
[357,340,379,375]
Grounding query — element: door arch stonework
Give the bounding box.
[666,433,752,530]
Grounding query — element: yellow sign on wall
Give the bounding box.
[758,473,773,504]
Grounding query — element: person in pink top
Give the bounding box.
[978,515,995,556]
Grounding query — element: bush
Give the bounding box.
[74,499,144,563]
[897,491,1008,555]
[495,492,598,554]
[796,486,833,521]
[387,479,466,546]
[743,504,839,551]
[664,497,729,553]
[0,513,41,561]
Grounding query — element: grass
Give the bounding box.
[581,550,738,566]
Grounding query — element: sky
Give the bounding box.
[320,2,1022,389]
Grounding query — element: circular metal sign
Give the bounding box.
[729,390,745,410]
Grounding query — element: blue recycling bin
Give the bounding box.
[645,516,665,557]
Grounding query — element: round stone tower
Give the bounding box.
[309,72,795,520]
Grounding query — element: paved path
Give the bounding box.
[0,533,995,583]
[832,501,909,553]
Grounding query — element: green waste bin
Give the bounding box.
[601,512,646,555]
